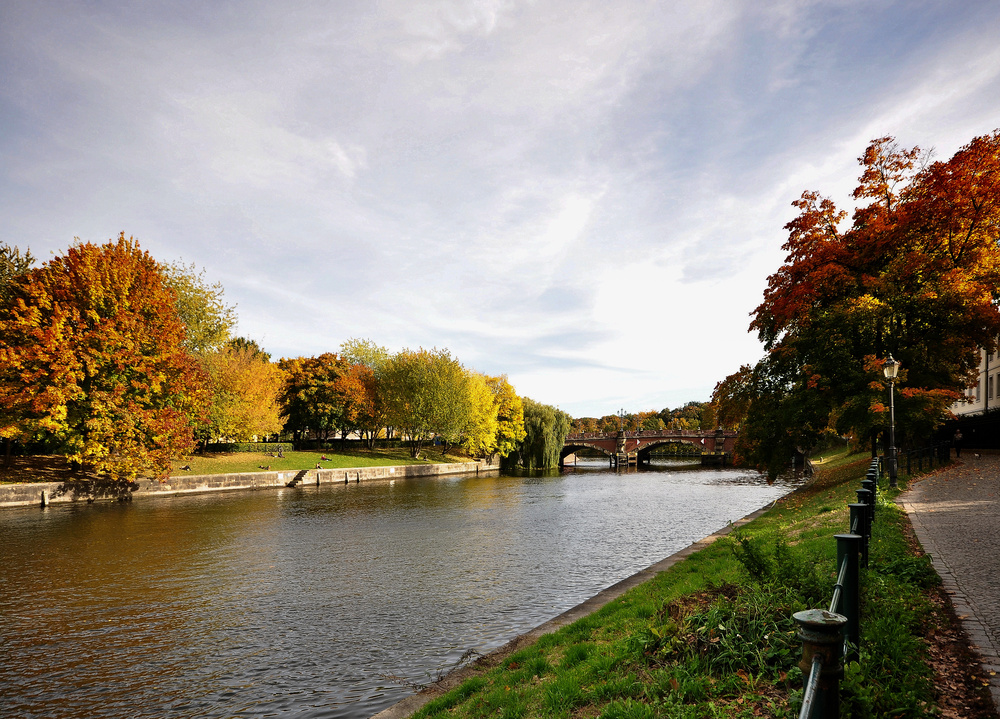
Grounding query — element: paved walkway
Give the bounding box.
[900,454,1000,709]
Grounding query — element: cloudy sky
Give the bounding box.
[2,1,999,417]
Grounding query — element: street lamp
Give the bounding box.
[883,355,901,488]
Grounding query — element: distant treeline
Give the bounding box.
[571,402,711,434]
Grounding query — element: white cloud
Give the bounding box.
[3,0,1000,415]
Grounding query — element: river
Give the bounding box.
[0,459,800,718]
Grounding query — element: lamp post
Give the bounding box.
[883,355,900,488]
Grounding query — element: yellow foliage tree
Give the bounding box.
[201,342,285,442]
[462,371,500,458]
[486,375,526,460]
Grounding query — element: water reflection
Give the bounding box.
[0,465,801,718]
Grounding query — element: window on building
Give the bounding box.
[990,375,995,400]
[977,380,982,402]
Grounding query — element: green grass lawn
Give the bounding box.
[406,453,978,719]
[169,446,474,476]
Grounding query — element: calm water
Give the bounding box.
[0,460,799,718]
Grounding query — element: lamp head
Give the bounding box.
[883,355,901,380]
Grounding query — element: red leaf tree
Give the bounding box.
[717,131,1000,475]
[0,234,208,489]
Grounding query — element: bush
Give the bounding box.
[203,442,293,453]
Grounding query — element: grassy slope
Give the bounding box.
[407,453,971,719]
[168,447,474,476]
[0,447,473,484]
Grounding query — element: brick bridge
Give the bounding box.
[562,429,738,467]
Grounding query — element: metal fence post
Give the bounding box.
[855,487,872,525]
[834,534,861,663]
[906,451,911,475]
[794,610,848,719]
[861,479,876,514]
[849,503,870,568]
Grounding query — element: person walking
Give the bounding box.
[954,429,964,458]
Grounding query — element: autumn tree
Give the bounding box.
[201,342,285,442]
[333,362,379,441]
[570,417,598,433]
[486,375,527,460]
[278,353,350,442]
[161,260,237,354]
[339,338,391,444]
[729,130,1000,475]
[0,235,208,487]
[461,371,500,457]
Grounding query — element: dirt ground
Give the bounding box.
[0,454,100,484]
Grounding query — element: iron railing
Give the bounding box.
[793,458,877,719]
[794,445,949,717]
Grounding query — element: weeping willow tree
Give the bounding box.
[500,398,571,470]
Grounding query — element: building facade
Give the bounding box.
[952,346,1000,416]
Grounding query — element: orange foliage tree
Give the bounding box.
[0,235,208,486]
[278,353,351,442]
[722,131,1000,475]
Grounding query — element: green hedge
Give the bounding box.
[203,442,294,453]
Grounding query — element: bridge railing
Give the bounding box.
[566,429,735,440]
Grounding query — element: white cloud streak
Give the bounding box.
[2,0,999,416]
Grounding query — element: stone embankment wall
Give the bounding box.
[0,460,499,509]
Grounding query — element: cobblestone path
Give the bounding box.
[900,454,1000,709]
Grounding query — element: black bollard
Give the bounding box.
[794,609,848,719]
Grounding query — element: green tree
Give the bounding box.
[1,242,34,306]
[339,337,390,371]
[339,337,391,443]
[381,348,470,457]
[227,336,271,361]
[0,242,36,467]
[162,260,237,354]
[500,398,571,470]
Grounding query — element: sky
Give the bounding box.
[2,1,1000,418]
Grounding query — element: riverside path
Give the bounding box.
[900,454,1000,710]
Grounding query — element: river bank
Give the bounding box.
[372,493,778,719]
[389,454,998,719]
[0,459,498,508]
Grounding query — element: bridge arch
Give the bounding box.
[560,442,613,464]
[635,438,703,463]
